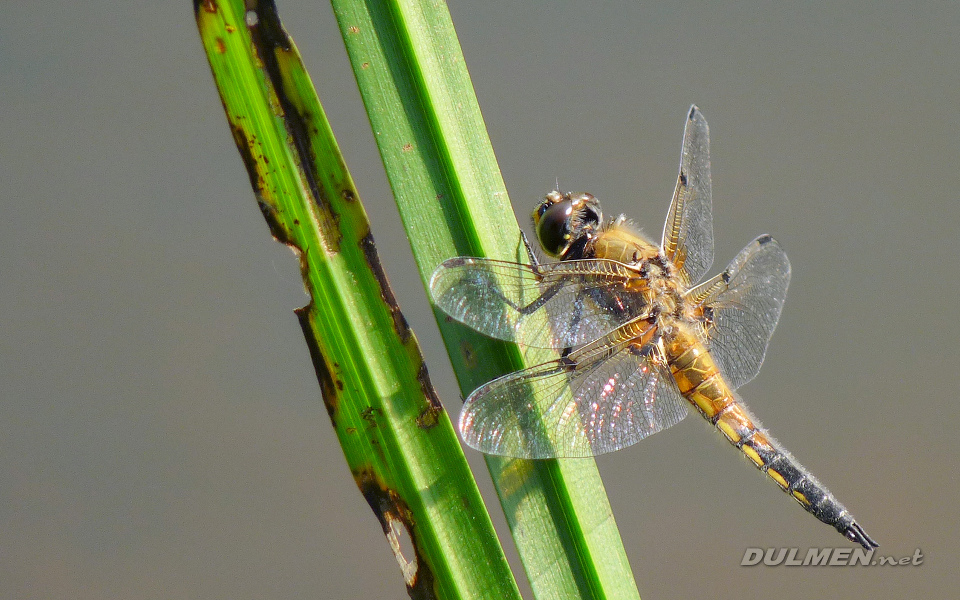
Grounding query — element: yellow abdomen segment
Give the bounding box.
[665,327,785,477]
[662,324,873,547]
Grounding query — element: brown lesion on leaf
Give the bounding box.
[295,304,342,422]
[229,120,301,252]
[195,0,218,15]
[415,405,440,430]
[356,468,436,597]
[246,0,343,253]
[356,231,447,431]
[415,364,445,429]
[459,339,478,369]
[359,232,412,343]
[361,406,383,430]
[228,122,264,191]
[257,198,297,248]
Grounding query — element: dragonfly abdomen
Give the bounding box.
[663,325,878,549]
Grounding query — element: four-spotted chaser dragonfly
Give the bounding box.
[430,106,876,549]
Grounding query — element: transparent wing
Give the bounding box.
[430,257,648,349]
[661,105,714,286]
[458,328,689,458]
[686,235,790,389]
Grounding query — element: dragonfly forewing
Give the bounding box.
[430,256,647,349]
[661,105,714,286]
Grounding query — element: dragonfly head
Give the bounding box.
[533,191,603,259]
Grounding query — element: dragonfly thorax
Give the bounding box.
[596,231,697,333]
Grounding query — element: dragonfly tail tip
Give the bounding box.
[844,522,879,550]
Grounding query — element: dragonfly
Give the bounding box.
[429,106,877,549]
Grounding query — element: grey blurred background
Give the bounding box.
[2,1,957,598]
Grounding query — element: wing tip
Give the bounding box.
[429,256,471,290]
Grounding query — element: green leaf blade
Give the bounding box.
[330,0,643,598]
[197,1,523,598]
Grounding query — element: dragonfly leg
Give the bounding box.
[519,230,543,269]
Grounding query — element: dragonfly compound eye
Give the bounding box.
[535,197,575,257]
